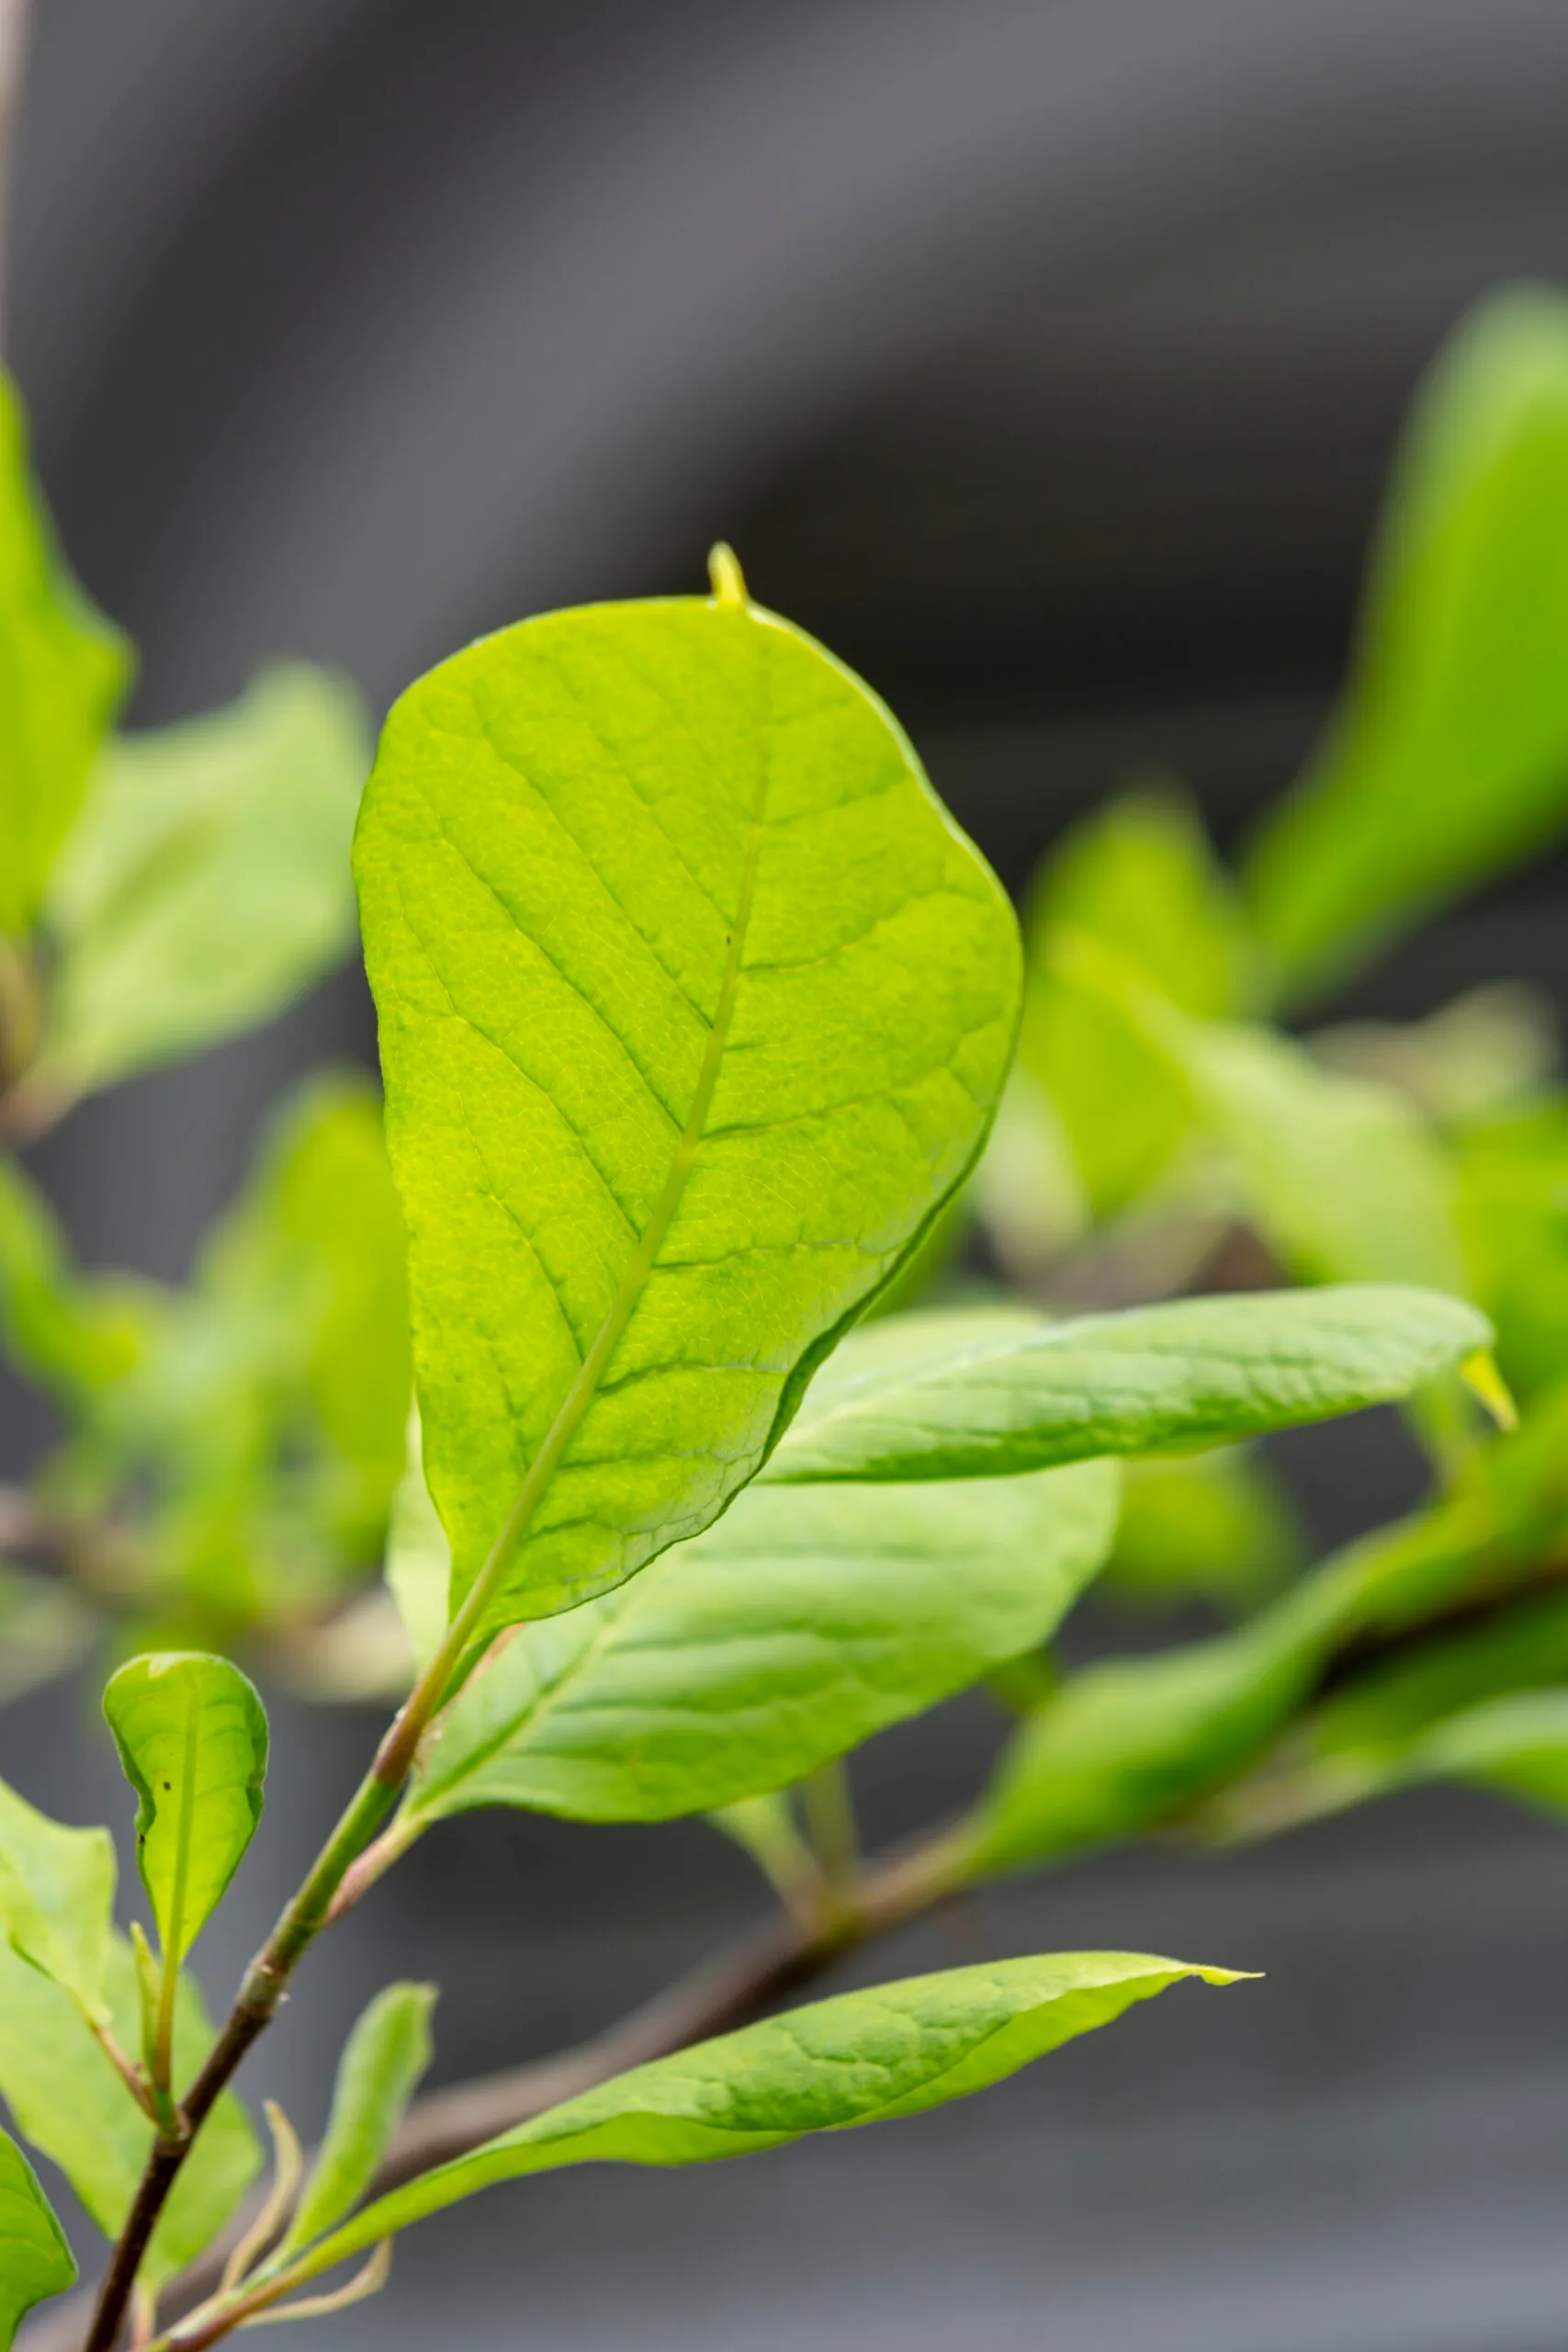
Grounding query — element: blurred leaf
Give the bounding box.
[0,2129,74,2348]
[1310,983,1558,1125]
[1247,288,1568,1001]
[37,666,368,1093]
[0,1770,115,2021]
[1404,1689,1568,1815]
[1181,1022,1470,1293]
[0,1154,151,1403]
[1016,786,1247,1216]
[283,1956,1245,2280]
[279,1983,435,2257]
[404,1459,1119,1826]
[0,1932,258,2278]
[0,1569,95,1711]
[1105,1445,1303,1614]
[1455,1094,1568,1401]
[971,1068,1089,1284]
[357,592,1020,1645]
[0,371,130,940]
[761,1287,1490,1484]
[384,1416,448,1678]
[103,1652,267,1967]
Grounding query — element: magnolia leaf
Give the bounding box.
[281,1954,1244,2281]
[385,1416,448,1676]
[0,1570,96,1713]
[103,1653,267,1965]
[761,1286,1490,1484]
[0,371,130,939]
[0,2129,75,2348]
[1020,786,1250,1213]
[279,1984,436,2256]
[37,666,368,1092]
[401,1458,1118,1827]
[1183,1023,1470,1294]
[1247,289,1568,1001]
[356,591,1020,1642]
[1105,1446,1303,1613]
[965,1623,1316,1874]
[0,1155,149,1404]
[1455,1095,1568,1403]
[0,1773,115,2022]
[1404,1689,1568,1815]
[0,1933,258,2279]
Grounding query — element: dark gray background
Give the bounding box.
[6,5,1568,2346]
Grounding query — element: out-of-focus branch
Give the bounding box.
[0,0,27,347]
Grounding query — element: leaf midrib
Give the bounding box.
[448,649,773,1641]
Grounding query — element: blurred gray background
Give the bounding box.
[6,3,1568,2346]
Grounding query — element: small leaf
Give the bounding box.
[1181,1023,1470,1294]
[761,1287,1491,1485]
[279,1984,436,2256]
[356,592,1021,1644]
[1020,786,1251,1213]
[37,666,369,1092]
[1404,1689,1568,1815]
[1247,288,1568,1001]
[384,1416,448,1676]
[1455,1095,1568,1403]
[1105,1446,1303,1614]
[103,1653,267,1966]
[0,1932,259,2279]
[0,2127,75,2348]
[0,1569,95,1713]
[0,1771,115,2020]
[0,369,130,939]
[401,1458,1118,1826]
[278,1955,1246,2280]
[0,1155,149,1403]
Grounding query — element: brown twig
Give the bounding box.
[0,0,28,345]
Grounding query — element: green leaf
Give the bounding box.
[965,1622,1316,1874]
[0,1570,95,1713]
[1181,1023,1470,1293]
[384,1416,450,1676]
[1404,1689,1568,1815]
[37,665,369,1093]
[0,1933,259,2279]
[356,591,1021,1642]
[760,1287,1490,1484]
[279,1983,435,2256]
[0,2128,75,2348]
[0,370,130,939]
[1019,786,1251,1214]
[0,1154,150,1403]
[0,1772,115,2021]
[1247,288,1568,1001]
[1105,1445,1303,1614]
[400,1458,1118,1826]
[1455,1094,1568,1402]
[103,1653,267,1965]
[282,1954,1244,2279]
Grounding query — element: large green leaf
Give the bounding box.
[279,1983,435,2256]
[0,1934,258,2279]
[103,1653,267,1966]
[0,2129,74,2348]
[0,1773,115,2021]
[36,666,368,1092]
[0,371,130,939]
[1247,289,1568,1001]
[760,1287,1489,1484]
[1019,787,1250,1214]
[1181,1023,1469,1293]
[356,591,1020,1642]
[400,1458,1118,1826]
[280,1954,1242,2281]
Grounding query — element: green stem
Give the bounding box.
[798,1759,858,1895]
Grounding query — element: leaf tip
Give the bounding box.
[1460,1347,1517,1431]
[707,542,749,608]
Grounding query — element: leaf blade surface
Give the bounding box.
[0,2129,75,2349]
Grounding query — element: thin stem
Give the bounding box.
[84,2016,157,2124]
[798,1760,858,1895]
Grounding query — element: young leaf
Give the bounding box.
[385,1415,449,1675]
[36,666,369,1093]
[1455,1094,1568,1402]
[278,1983,436,2256]
[0,1155,149,1403]
[356,591,1021,1642]
[0,371,130,939]
[1179,1023,1470,1294]
[102,1653,267,1966]
[1019,786,1250,1213]
[760,1286,1490,1485]
[278,1954,1245,2280]
[400,1458,1119,1826]
[1402,1689,1568,1815]
[0,2128,75,2348]
[1247,289,1568,1001]
[0,1933,259,2279]
[0,1772,115,2021]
